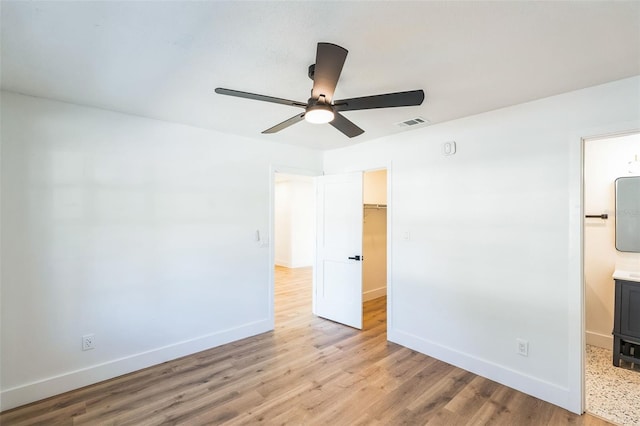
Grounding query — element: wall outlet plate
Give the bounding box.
[516,338,528,356]
[82,334,95,351]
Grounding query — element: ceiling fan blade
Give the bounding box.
[329,112,364,138]
[311,43,348,102]
[334,89,425,112]
[215,88,307,108]
[262,112,306,134]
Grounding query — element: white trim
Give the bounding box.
[388,328,574,412]
[274,258,292,268]
[0,319,271,411]
[363,286,387,302]
[586,331,613,349]
[568,131,585,414]
[386,161,394,333]
[275,260,313,269]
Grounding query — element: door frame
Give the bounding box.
[580,129,640,414]
[269,162,393,333]
[312,162,393,331]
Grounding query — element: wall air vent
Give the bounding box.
[396,116,430,128]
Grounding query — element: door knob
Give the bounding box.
[348,255,362,261]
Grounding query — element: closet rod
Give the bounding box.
[364,204,387,209]
[585,214,608,219]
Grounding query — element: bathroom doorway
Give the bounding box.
[583,132,640,424]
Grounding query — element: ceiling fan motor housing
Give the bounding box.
[307,96,330,107]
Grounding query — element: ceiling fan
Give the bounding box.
[215,42,425,138]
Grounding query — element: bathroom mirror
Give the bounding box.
[615,176,640,252]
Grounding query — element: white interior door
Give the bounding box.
[315,172,363,329]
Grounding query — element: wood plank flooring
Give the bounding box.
[1,266,611,425]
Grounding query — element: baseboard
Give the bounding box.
[363,286,387,302]
[0,319,272,411]
[586,331,613,349]
[275,261,312,269]
[388,327,578,414]
[275,258,291,268]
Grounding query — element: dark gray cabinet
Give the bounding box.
[613,279,640,367]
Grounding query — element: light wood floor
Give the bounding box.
[1,266,610,425]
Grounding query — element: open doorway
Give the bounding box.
[272,168,388,332]
[583,132,640,424]
[362,169,388,305]
[273,172,315,327]
[362,169,388,332]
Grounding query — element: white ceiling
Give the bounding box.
[2,1,639,150]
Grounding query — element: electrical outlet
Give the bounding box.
[82,334,95,351]
[516,338,528,357]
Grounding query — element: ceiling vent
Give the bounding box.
[396,116,429,128]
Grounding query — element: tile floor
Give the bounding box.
[586,345,640,426]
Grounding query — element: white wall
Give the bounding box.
[323,76,640,413]
[363,170,387,301]
[274,175,314,268]
[363,208,387,301]
[584,133,640,348]
[0,92,322,410]
[363,169,387,205]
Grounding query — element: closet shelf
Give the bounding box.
[364,204,387,209]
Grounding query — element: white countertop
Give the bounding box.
[613,269,640,283]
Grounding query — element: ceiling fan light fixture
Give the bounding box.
[305,104,334,124]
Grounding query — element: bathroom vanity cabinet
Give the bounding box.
[613,278,640,367]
